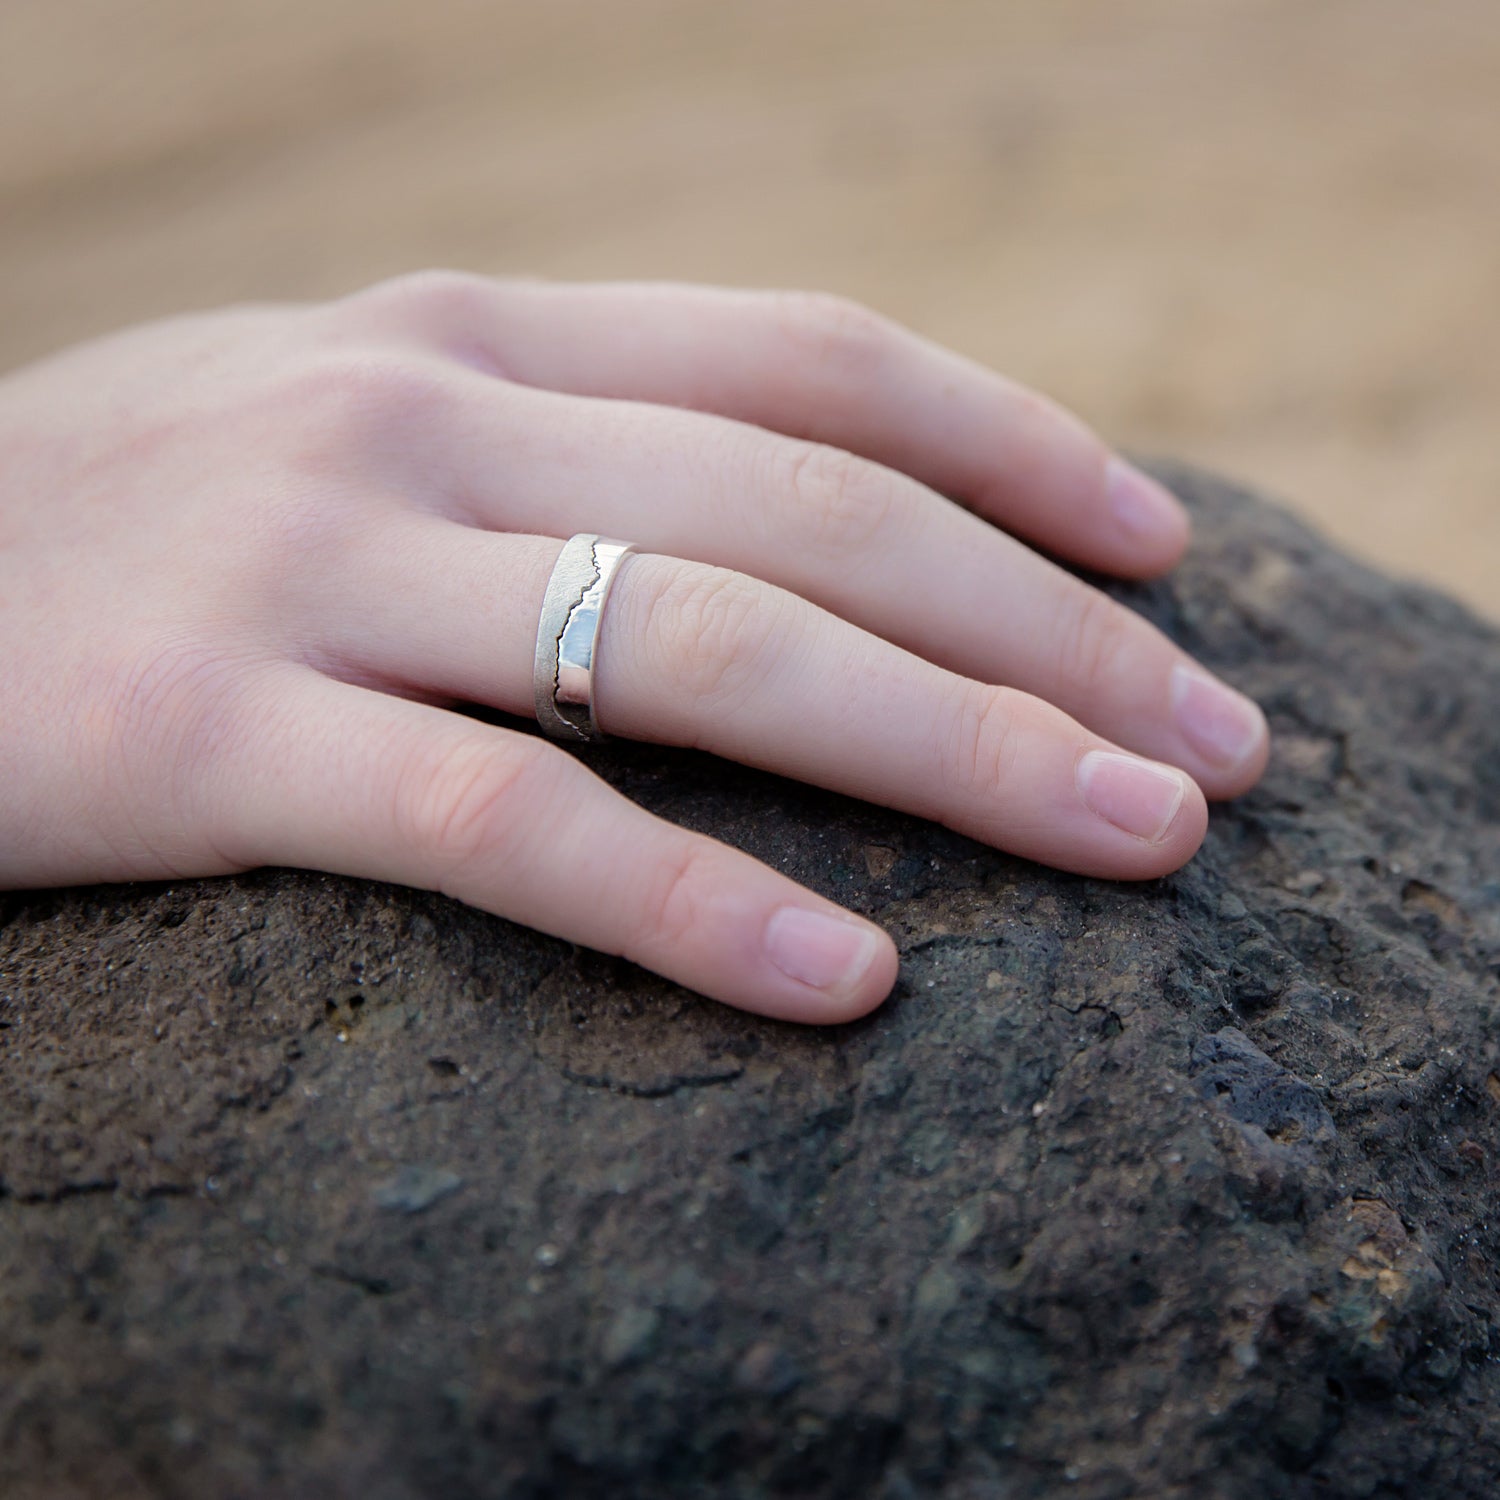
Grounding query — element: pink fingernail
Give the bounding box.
[1170,664,1267,770]
[763,907,881,995]
[1107,458,1186,542]
[1076,750,1189,843]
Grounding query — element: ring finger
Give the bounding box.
[314,521,1209,881]
[422,379,1269,798]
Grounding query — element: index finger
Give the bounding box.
[337,273,1190,580]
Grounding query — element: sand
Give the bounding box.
[2,0,1496,618]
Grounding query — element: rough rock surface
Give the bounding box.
[2,464,1499,1499]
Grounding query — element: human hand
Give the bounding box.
[0,275,1268,1022]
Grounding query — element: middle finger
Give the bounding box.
[431,380,1268,798]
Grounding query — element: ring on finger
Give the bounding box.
[533,532,637,742]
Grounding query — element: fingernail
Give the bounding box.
[1076,750,1188,843]
[1171,664,1267,769]
[764,907,881,995]
[1107,458,1187,542]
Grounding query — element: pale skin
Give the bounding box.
[0,274,1270,1022]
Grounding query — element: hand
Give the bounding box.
[0,274,1268,1022]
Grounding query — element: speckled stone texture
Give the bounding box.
[2,464,1498,1499]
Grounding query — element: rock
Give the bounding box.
[372,1165,464,1215]
[599,1305,660,1369]
[2,462,1499,1498]
[1191,1026,1337,1149]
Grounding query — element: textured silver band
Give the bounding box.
[533,534,637,743]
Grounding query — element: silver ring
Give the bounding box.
[533,534,637,743]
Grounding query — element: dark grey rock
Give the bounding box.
[1192,1026,1337,1147]
[2,462,1499,1499]
[372,1165,464,1215]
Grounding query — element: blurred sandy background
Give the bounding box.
[2,0,1497,619]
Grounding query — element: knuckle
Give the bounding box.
[342,269,497,330]
[88,641,264,864]
[401,736,558,885]
[331,270,509,376]
[1007,378,1064,431]
[945,681,1027,803]
[277,350,458,437]
[233,361,425,577]
[632,841,719,959]
[766,290,893,374]
[1052,588,1132,699]
[102,642,247,767]
[645,562,790,715]
[776,440,899,557]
